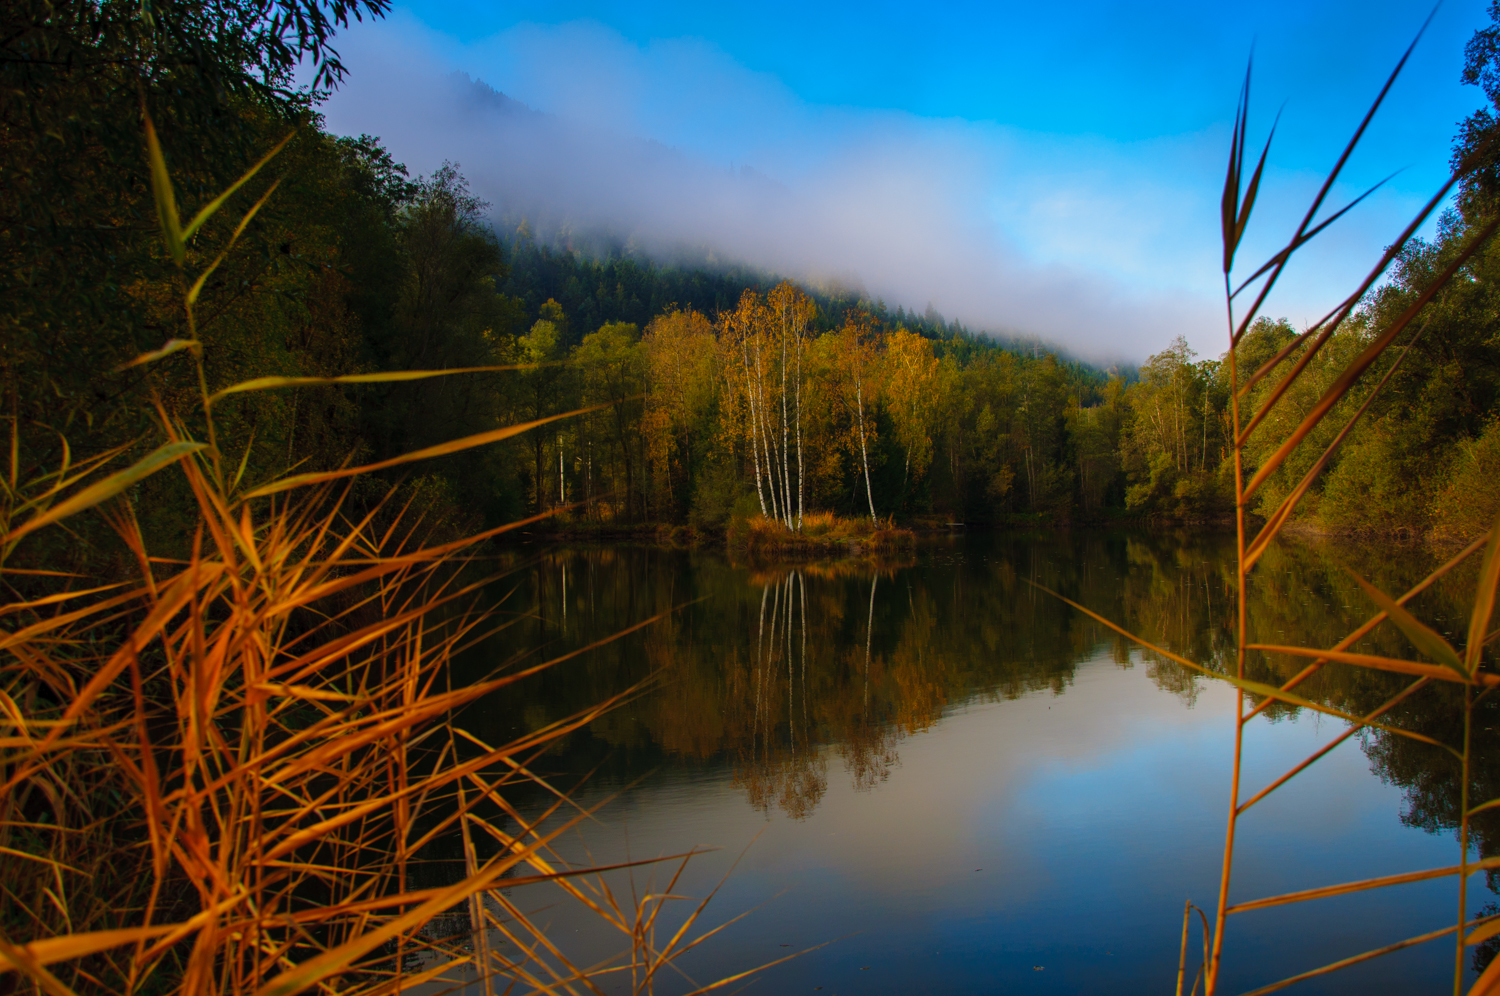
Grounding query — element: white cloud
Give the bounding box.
[313,11,1434,362]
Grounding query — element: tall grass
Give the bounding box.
[1041,27,1500,996]
[0,116,754,996]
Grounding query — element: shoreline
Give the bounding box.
[508,513,1490,554]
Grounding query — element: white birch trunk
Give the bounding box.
[795,336,804,530]
[754,339,782,524]
[781,327,792,528]
[856,373,876,522]
[762,397,782,524]
[742,338,769,517]
[763,362,784,523]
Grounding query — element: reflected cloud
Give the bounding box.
[473,534,1495,836]
[444,535,1499,992]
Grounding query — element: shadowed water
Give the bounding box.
[439,530,1499,995]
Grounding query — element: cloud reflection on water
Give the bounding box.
[443,534,1485,993]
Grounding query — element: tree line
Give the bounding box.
[9,0,1500,554]
[472,534,1498,852]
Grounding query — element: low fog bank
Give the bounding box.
[313,18,1247,362]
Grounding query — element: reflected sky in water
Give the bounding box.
[445,532,1493,994]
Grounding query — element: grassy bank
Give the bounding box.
[530,512,927,554]
[727,512,916,557]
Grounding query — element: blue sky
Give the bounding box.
[317,0,1491,360]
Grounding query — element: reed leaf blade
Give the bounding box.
[4,441,207,547]
[143,113,185,267]
[242,402,618,499]
[181,131,294,242]
[116,338,201,372]
[207,364,543,405]
[1466,511,1500,674]
[1344,569,1467,678]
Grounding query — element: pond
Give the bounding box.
[440,530,1497,995]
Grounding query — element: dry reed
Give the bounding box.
[0,114,761,996]
[1040,26,1500,996]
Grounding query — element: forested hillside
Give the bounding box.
[8,0,1500,554]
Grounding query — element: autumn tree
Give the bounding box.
[719,282,813,528]
[821,314,882,521]
[642,310,719,519]
[882,328,939,511]
[768,281,813,528]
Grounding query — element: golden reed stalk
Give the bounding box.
[1041,22,1500,995]
[0,112,766,996]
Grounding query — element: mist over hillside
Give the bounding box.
[494,225,1120,378]
[313,17,1233,363]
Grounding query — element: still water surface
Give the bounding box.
[449,531,1494,994]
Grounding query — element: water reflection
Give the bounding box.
[464,535,1496,822]
[735,571,826,818]
[448,531,1499,992]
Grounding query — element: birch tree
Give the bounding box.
[767,281,812,528]
[721,291,773,519]
[719,284,813,529]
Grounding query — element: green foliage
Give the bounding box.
[1431,417,1500,538]
[500,238,766,347]
[689,459,749,529]
[355,162,529,522]
[2,0,385,434]
[14,0,1500,559]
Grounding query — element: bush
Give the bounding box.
[1429,416,1500,540]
